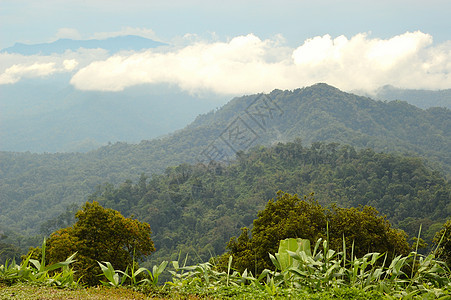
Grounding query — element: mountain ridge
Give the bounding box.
[1,81,449,153]
[184,83,449,170]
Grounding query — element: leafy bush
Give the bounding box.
[224,191,410,273]
[27,201,155,285]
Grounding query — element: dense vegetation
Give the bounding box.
[224,192,410,274]
[1,83,449,243]
[2,198,450,297]
[83,141,450,268]
[1,140,449,272]
[2,234,450,299]
[26,202,155,285]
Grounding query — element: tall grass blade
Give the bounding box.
[227,255,232,286]
[411,224,422,279]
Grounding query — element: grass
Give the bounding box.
[0,284,154,300]
[0,283,386,299]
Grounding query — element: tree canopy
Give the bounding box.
[28,201,155,285]
[225,191,410,274]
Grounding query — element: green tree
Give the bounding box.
[433,218,451,267]
[327,205,410,259]
[28,201,155,285]
[225,191,410,274]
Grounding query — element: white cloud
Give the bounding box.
[70,31,451,94]
[292,34,348,66]
[63,59,78,71]
[70,34,295,94]
[0,62,57,84]
[0,49,109,84]
[2,31,451,93]
[289,31,446,90]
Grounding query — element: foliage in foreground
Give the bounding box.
[0,239,78,288]
[26,201,155,286]
[90,236,451,299]
[434,217,451,267]
[2,236,450,299]
[225,191,410,274]
[159,237,450,299]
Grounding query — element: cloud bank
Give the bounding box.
[0,49,109,84]
[1,31,450,94]
[0,62,57,84]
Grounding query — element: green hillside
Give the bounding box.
[0,83,449,240]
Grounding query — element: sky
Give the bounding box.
[1,0,451,95]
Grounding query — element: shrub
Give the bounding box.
[224,191,410,273]
[27,201,155,285]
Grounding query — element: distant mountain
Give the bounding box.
[0,83,449,238]
[0,35,166,55]
[355,85,451,109]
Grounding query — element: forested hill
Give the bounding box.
[186,83,450,173]
[0,83,450,236]
[88,141,450,265]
